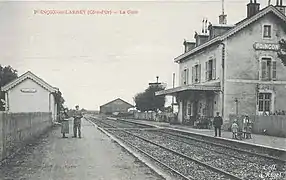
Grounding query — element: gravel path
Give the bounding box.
[0,120,163,180]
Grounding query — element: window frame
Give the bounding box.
[259,56,277,81]
[258,92,272,114]
[193,64,201,84]
[262,24,272,39]
[182,68,189,85]
[205,57,216,82]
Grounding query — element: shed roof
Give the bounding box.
[100,98,134,108]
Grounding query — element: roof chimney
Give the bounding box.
[247,0,260,18]
[219,0,227,24]
[275,0,285,14]
[219,14,227,24]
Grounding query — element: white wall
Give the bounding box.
[7,79,53,113]
[50,93,56,121]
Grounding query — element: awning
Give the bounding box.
[155,83,221,96]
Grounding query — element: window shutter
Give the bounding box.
[181,70,184,85]
[272,61,277,80]
[183,69,186,85]
[205,61,208,81]
[198,64,201,83]
[186,68,189,84]
[212,58,216,80]
[192,66,195,83]
[261,61,267,80]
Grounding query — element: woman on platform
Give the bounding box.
[61,109,70,138]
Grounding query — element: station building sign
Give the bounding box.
[20,88,37,93]
[253,42,280,51]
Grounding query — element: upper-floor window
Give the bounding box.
[182,68,189,85]
[192,64,201,84]
[205,58,216,81]
[263,25,272,38]
[261,58,276,81]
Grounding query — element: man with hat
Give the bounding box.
[73,105,83,138]
[213,112,223,137]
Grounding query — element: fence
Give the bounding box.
[228,114,286,137]
[133,112,175,122]
[0,112,52,162]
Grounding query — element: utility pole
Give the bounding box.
[172,73,175,113]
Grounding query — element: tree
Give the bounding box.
[134,84,166,112]
[52,90,65,118]
[278,39,286,66]
[0,65,18,111]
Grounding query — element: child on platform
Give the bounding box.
[231,119,239,139]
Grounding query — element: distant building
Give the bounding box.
[156,2,286,125]
[100,98,134,114]
[1,71,59,122]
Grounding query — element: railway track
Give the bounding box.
[125,129,286,179]
[88,117,152,129]
[159,129,286,163]
[88,117,286,180]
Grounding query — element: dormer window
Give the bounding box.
[263,25,272,38]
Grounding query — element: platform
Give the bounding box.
[0,119,163,180]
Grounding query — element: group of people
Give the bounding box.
[60,105,83,138]
[212,112,253,140]
[231,115,252,140]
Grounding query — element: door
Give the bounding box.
[193,100,199,117]
[206,97,214,117]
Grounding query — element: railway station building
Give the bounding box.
[156,1,286,126]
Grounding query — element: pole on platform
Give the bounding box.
[172,73,175,113]
[235,98,238,116]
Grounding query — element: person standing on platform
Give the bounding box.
[73,105,83,138]
[213,112,223,137]
[246,117,252,139]
[231,119,239,139]
[61,109,70,138]
[242,115,249,138]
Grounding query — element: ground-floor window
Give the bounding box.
[258,93,271,113]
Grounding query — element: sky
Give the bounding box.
[0,0,272,110]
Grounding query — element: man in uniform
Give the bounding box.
[213,112,223,137]
[73,105,83,138]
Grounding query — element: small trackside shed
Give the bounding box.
[99,98,134,114]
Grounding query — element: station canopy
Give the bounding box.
[155,82,221,96]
